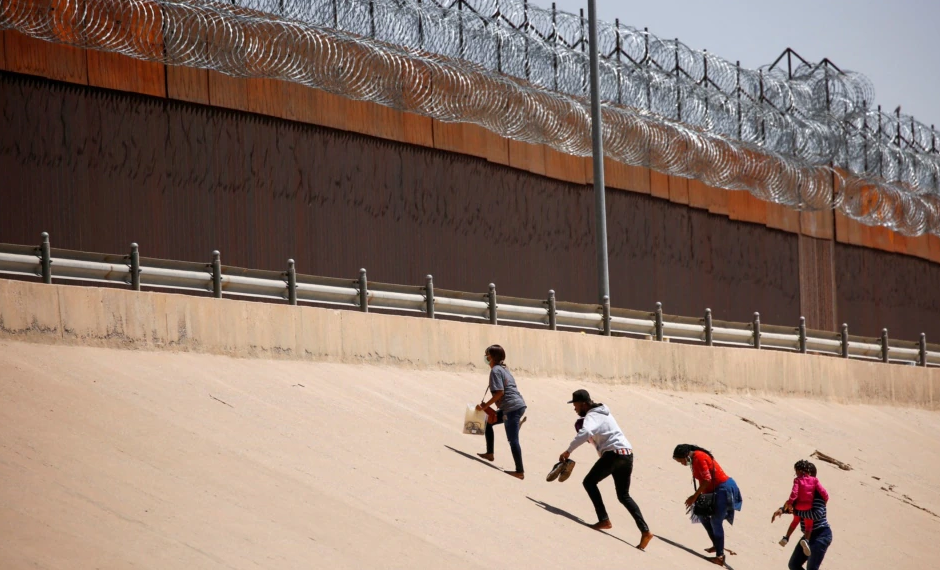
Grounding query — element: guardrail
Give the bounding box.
[2,233,939,368]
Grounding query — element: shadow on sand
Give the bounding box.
[444,445,503,472]
[525,497,634,548]
[656,534,736,570]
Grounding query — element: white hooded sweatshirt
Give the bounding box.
[566,404,632,457]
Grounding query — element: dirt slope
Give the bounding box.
[1,339,938,569]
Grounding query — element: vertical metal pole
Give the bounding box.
[488,283,497,325]
[425,275,435,319]
[841,323,849,358]
[211,251,222,298]
[644,27,651,111]
[919,333,927,367]
[369,0,375,38]
[654,302,664,341]
[130,243,141,291]
[615,18,622,106]
[551,3,558,91]
[752,312,761,349]
[39,232,52,284]
[602,295,611,336]
[547,290,557,331]
[881,328,889,363]
[287,259,297,306]
[674,39,681,121]
[736,61,742,139]
[798,317,807,354]
[704,308,713,346]
[523,0,530,82]
[587,0,610,304]
[359,269,368,313]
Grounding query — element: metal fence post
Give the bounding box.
[286,259,297,306]
[881,328,889,363]
[752,312,761,349]
[211,250,222,298]
[602,296,611,336]
[488,283,497,325]
[654,302,664,341]
[39,232,51,284]
[129,243,141,291]
[920,333,927,367]
[359,269,368,313]
[425,275,435,319]
[798,316,807,354]
[841,323,849,358]
[547,290,557,331]
[704,308,713,346]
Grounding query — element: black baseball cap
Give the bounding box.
[567,389,591,404]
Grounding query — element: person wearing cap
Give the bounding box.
[559,389,654,550]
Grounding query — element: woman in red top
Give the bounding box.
[673,444,743,567]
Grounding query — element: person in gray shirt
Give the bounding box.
[476,344,527,479]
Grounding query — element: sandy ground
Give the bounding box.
[1,339,939,570]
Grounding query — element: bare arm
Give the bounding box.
[476,390,503,410]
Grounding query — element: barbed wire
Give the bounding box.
[2,0,938,235]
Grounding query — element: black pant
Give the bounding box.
[583,451,649,533]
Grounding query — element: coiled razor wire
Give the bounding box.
[2,0,940,236]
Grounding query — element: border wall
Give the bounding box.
[2,27,940,341]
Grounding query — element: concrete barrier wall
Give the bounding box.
[1,277,937,408]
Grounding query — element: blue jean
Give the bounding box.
[485,406,525,472]
[788,526,833,570]
[700,478,741,557]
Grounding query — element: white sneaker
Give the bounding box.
[800,538,811,556]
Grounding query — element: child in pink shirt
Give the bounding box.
[781,460,829,555]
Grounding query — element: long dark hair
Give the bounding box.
[672,444,714,460]
[486,344,507,367]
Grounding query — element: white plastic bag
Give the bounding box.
[463,404,488,435]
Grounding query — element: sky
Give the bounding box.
[550,0,940,128]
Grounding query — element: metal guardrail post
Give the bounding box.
[211,250,222,298]
[704,308,713,346]
[752,312,761,349]
[841,323,849,358]
[39,232,52,284]
[129,243,141,291]
[798,316,807,354]
[286,259,297,306]
[359,269,368,313]
[881,328,889,363]
[547,290,557,331]
[920,333,927,367]
[425,275,435,319]
[602,296,611,336]
[654,302,664,341]
[488,283,497,324]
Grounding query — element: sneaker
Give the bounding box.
[546,461,566,482]
[589,520,612,531]
[477,453,494,462]
[638,531,655,551]
[800,538,811,556]
[779,536,789,547]
[558,459,577,482]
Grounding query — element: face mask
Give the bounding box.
[484,357,490,366]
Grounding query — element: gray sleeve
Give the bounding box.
[489,368,505,392]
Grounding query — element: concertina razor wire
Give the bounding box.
[2,0,939,236]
